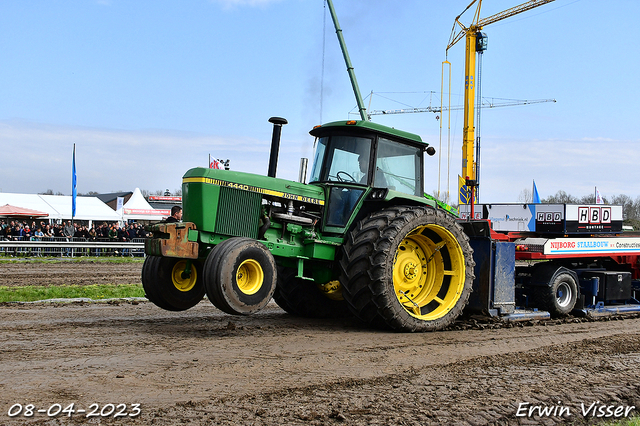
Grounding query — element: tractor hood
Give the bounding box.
[182,167,325,206]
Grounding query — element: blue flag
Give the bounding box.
[532,180,540,203]
[72,144,77,218]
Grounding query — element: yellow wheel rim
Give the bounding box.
[317,280,344,301]
[171,260,197,292]
[393,224,466,321]
[236,259,264,295]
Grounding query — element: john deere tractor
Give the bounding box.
[143,118,475,332]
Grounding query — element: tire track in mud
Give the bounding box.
[2,261,640,425]
[0,261,141,287]
[140,334,640,426]
[1,302,640,425]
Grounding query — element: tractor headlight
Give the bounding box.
[368,188,388,200]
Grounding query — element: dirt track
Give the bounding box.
[0,260,141,287]
[1,261,640,425]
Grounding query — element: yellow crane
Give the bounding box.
[446,0,555,203]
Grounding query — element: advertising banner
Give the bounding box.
[544,237,640,255]
[123,208,170,216]
[459,204,535,231]
[564,205,623,234]
[534,204,564,234]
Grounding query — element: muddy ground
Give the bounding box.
[0,260,141,287]
[1,261,640,425]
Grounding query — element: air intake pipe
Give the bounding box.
[267,116,288,178]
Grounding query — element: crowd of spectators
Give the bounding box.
[0,220,148,241]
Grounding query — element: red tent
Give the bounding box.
[0,204,49,218]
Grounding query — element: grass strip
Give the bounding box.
[603,417,640,426]
[0,284,145,303]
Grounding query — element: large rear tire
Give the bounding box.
[340,206,474,332]
[273,267,351,318]
[203,237,277,315]
[142,255,205,311]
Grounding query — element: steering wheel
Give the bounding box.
[336,171,356,183]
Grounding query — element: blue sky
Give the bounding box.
[0,0,637,204]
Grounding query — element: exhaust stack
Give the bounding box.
[298,158,308,184]
[267,116,288,178]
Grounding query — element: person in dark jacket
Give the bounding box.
[127,224,138,240]
[165,206,182,223]
[136,223,147,239]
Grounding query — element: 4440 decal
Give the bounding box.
[183,177,325,206]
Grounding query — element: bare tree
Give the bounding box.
[518,188,532,203]
[609,194,635,221]
[431,190,451,205]
[543,190,579,204]
[579,194,598,204]
[141,189,182,198]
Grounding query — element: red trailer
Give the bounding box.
[459,203,640,320]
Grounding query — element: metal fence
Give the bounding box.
[0,237,145,257]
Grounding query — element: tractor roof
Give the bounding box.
[309,120,427,147]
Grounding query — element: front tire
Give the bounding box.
[340,206,474,332]
[203,237,277,315]
[142,255,205,311]
[142,256,171,310]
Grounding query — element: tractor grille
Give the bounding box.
[214,186,261,238]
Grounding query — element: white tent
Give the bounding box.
[41,194,122,222]
[119,188,170,221]
[0,192,122,222]
[0,193,55,217]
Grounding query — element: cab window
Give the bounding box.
[309,135,373,184]
[375,138,421,196]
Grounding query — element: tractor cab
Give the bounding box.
[309,120,431,230]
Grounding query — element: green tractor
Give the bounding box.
[143,118,475,331]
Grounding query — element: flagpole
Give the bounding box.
[72,143,77,228]
[70,143,77,255]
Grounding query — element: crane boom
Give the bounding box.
[447,0,555,51]
[369,98,555,116]
[477,0,555,28]
[444,0,555,203]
